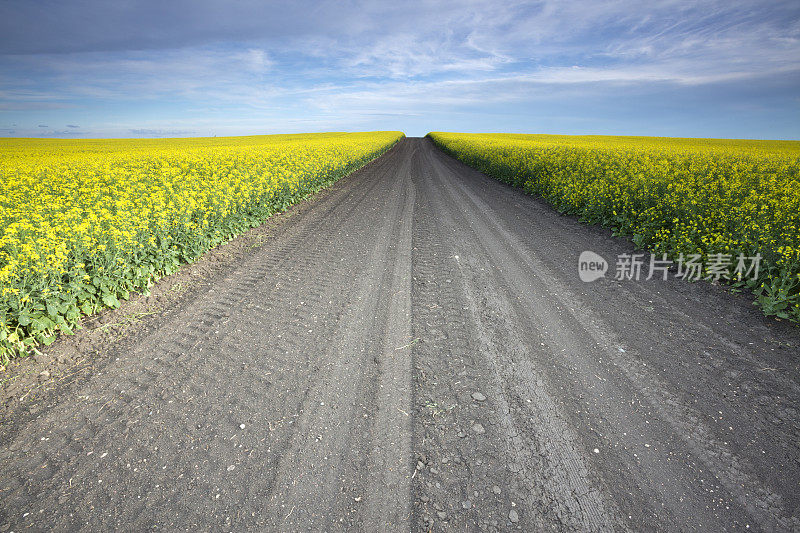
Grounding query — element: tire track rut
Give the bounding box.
[0,141,414,531]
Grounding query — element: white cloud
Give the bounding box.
[0,0,797,137]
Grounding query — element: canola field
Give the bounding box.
[428,132,800,323]
[0,131,403,362]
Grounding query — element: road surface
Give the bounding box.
[1,138,799,531]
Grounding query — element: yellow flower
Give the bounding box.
[0,131,403,362]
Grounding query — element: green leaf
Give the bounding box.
[46,300,59,318]
[80,301,94,315]
[30,316,56,333]
[102,294,121,308]
[17,312,31,327]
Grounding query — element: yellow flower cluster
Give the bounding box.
[0,131,403,361]
[428,132,800,323]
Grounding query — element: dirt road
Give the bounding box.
[1,138,799,531]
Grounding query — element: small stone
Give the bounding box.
[472,423,485,434]
[437,511,447,520]
[457,430,466,438]
[227,465,236,471]
[462,500,472,509]
[429,467,439,475]
[39,370,51,379]
[420,496,430,503]
[239,424,246,430]
[416,461,425,471]
[492,485,501,494]
[509,509,519,523]
[34,353,52,364]
[471,392,486,402]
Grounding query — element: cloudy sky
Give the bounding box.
[1,0,798,139]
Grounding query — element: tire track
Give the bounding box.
[0,141,412,532]
[426,140,800,531]
[411,158,537,531]
[414,146,625,532]
[263,141,415,531]
[364,148,415,531]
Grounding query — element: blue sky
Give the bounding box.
[1,0,798,139]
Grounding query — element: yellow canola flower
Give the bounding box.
[0,131,403,361]
[428,131,800,322]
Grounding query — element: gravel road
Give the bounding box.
[1,138,799,532]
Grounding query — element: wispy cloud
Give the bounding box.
[128,128,195,136]
[32,130,88,137]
